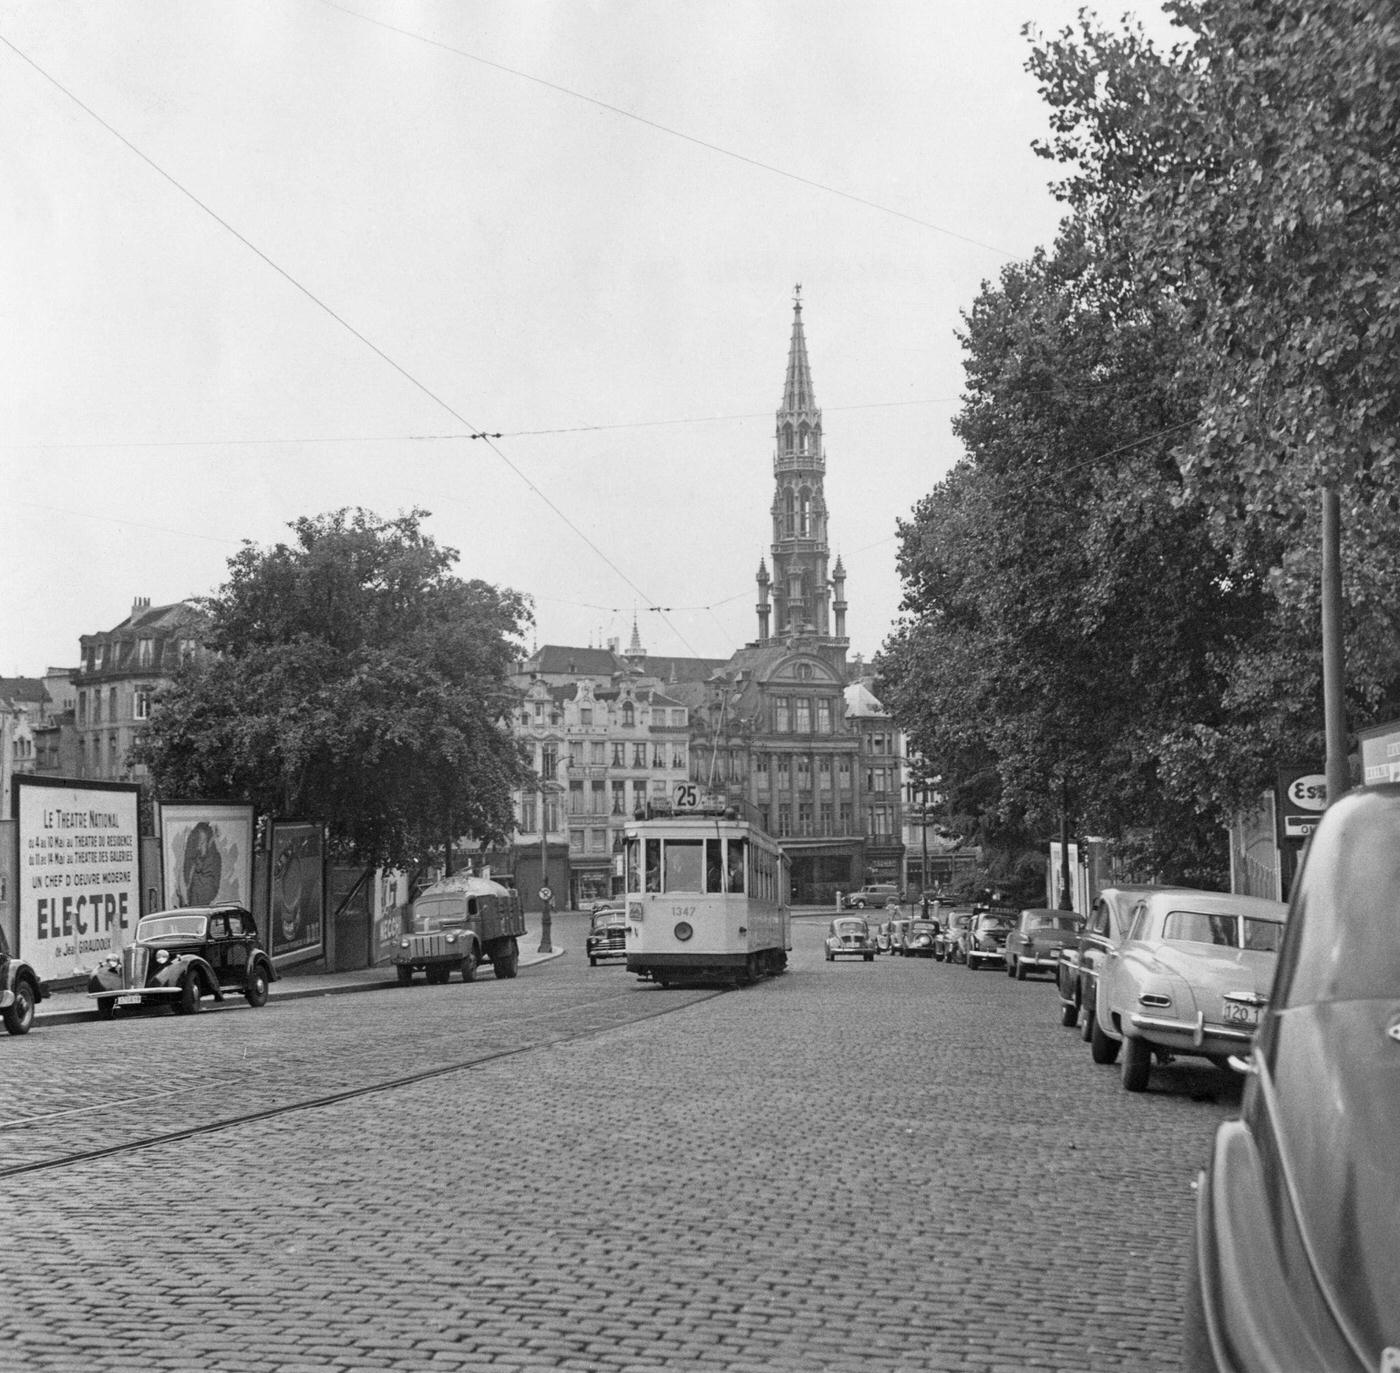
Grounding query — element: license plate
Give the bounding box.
[1223,1001,1260,1027]
[116,995,143,1006]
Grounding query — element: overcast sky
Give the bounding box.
[1,0,1179,676]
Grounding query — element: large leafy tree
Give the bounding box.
[1029,0,1400,707]
[134,509,532,868]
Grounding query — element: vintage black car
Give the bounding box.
[1,924,48,1035]
[88,905,277,1017]
[1185,784,1400,1371]
[902,919,941,957]
[586,905,628,966]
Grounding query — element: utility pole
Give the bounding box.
[537,783,553,954]
[1321,488,1350,804]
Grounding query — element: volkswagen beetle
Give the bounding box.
[1184,784,1400,1371]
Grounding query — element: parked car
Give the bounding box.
[586,905,628,966]
[825,916,877,961]
[886,917,913,956]
[1004,908,1084,981]
[1092,888,1288,1092]
[844,884,901,910]
[902,920,941,958]
[1,924,48,1035]
[874,922,892,954]
[1185,784,1400,1371]
[934,909,972,962]
[88,905,277,1017]
[1058,885,1196,1036]
[960,910,1014,970]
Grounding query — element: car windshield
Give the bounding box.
[909,923,937,935]
[834,920,866,936]
[136,914,208,941]
[1030,914,1080,931]
[976,918,1011,933]
[592,910,623,928]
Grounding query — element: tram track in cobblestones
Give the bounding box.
[1,980,725,1179]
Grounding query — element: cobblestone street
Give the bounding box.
[2,913,1235,1372]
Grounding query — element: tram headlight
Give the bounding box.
[674,921,693,942]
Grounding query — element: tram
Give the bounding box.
[623,795,791,986]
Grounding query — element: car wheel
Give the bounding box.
[1006,957,1016,977]
[589,955,597,967]
[864,952,874,962]
[460,949,478,982]
[825,949,834,961]
[1059,999,1079,1029]
[176,972,203,1016]
[1080,997,1096,1042]
[2,977,36,1035]
[1015,960,1028,981]
[395,965,414,986]
[244,967,269,1008]
[965,955,977,971]
[1121,1034,1151,1092]
[494,945,519,980]
[1090,1014,1120,1064]
[95,996,116,1021]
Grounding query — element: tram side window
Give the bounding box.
[665,839,704,892]
[626,838,641,893]
[727,839,746,893]
[645,839,662,892]
[706,838,724,893]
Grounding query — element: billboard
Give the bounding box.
[13,775,141,982]
[158,801,255,909]
[268,820,325,968]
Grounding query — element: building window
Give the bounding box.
[672,746,685,770]
[798,802,813,835]
[872,806,893,838]
[137,638,153,667]
[93,693,102,725]
[633,743,647,768]
[544,799,561,832]
[612,782,626,815]
[672,709,686,726]
[77,692,86,724]
[570,828,586,852]
[541,745,559,779]
[580,708,592,726]
[633,781,649,812]
[796,756,811,789]
[653,745,665,769]
[590,742,606,765]
[591,780,606,813]
[569,741,584,767]
[795,663,813,681]
[795,697,812,733]
[777,805,791,837]
[821,802,834,835]
[612,742,625,766]
[533,702,545,721]
[817,699,832,733]
[775,697,790,732]
[93,645,104,670]
[133,688,151,721]
[590,828,607,853]
[108,687,118,720]
[623,702,635,727]
[867,767,890,793]
[839,756,852,785]
[777,756,790,786]
[840,803,853,832]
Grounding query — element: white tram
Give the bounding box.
[623,801,791,986]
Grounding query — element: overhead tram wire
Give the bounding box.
[313,0,1016,260]
[0,32,707,662]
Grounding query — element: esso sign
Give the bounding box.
[1287,774,1328,812]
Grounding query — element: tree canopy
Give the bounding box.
[134,509,532,869]
[882,0,1400,885]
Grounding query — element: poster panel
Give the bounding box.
[268,820,324,968]
[13,775,141,982]
[373,868,409,965]
[158,802,255,909]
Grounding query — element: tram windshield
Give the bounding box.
[627,833,752,895]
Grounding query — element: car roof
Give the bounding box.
[1137,889,1287,918]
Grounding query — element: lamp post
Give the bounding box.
[919,785,930,919]
[537,781,557,954]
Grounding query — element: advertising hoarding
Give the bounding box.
[13,775,141,982]
[1358,719,1400,787]
[158,801,255,909]
[268,820,324,968]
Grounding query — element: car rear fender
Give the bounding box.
[1195,1121,1354,1372]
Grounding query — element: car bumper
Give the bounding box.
[587,948,627,961]
[1128,1010,1256,1054]
[1020,953,1061,972]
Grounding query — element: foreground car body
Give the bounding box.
[586,906,627,965]
[1186,784,1400,1371]
[825,917,876,961]
[1,926,48,1035]
[88,905,277,1016]
[1094,889,1287,1092]
[1005,908,1084,981]
[934,910,971,962]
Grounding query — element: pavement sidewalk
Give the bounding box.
[34,924,567,1028]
